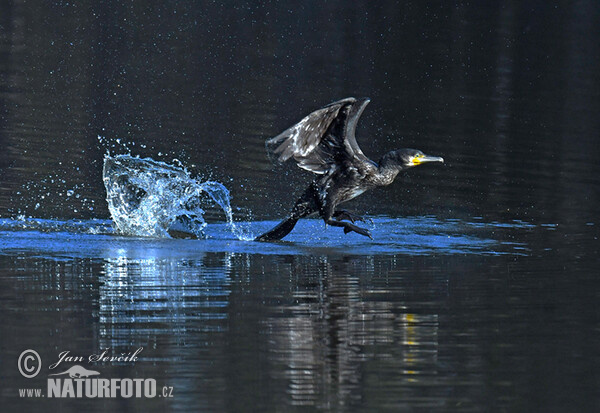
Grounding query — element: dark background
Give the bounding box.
[1,1,598,226]
[1,2,599,412]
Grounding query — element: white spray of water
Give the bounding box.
[103,154,251,240]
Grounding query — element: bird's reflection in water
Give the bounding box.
[263,256,441,408]
[95,250,444,409]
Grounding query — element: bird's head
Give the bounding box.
[379,148,444,172]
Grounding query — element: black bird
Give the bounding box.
[255,97,444,241]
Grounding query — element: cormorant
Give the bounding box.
[255,97,444,241]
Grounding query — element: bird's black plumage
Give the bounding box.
[256,97,444,241]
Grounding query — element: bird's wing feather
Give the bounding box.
[266,97,370,175]
[343,98,370,158]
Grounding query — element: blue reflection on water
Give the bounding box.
[0,216,528,258]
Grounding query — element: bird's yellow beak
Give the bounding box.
[410,154,444,166]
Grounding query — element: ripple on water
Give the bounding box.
[0,215,529,259]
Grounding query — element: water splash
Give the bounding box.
[102,154,250,240]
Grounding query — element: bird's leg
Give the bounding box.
[333,209,366,223]
[323,194,372,239]
[325,219,372,239]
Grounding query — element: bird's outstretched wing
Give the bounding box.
[266,97,371,174]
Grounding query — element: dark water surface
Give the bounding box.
[1,1,599,412]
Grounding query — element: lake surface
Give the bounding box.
[1,1,599,412]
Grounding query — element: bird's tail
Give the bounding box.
[255,216,299,241]
[255,185,318,241]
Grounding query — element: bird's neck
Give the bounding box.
[372,152,404,186]
[377,168,400,186]
[374,165,400,186]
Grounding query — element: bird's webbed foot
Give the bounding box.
[326,219,373,239]
[333,209,365,223]
[343,223,373,239]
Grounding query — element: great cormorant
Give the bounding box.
[255,97,444,241]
